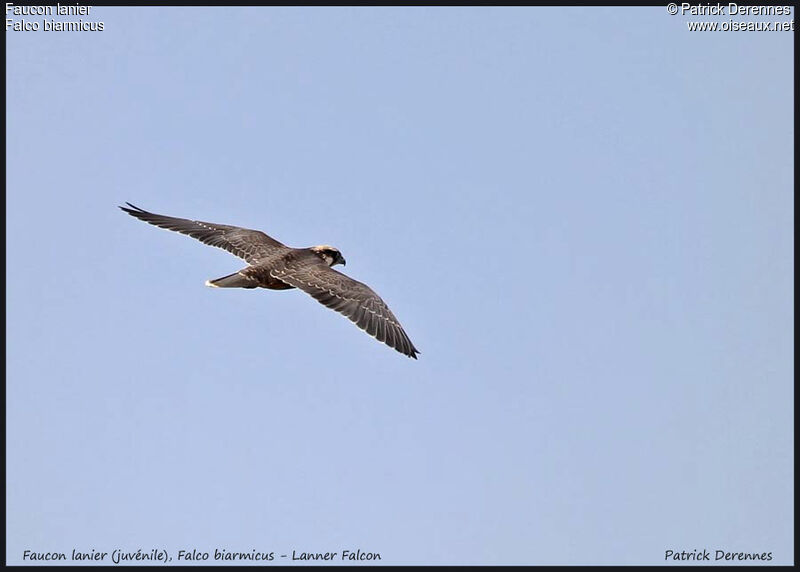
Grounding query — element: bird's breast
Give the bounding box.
[263,279,294,290]
[244,266,295,290]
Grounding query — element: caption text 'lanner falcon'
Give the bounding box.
[120,203,419,359]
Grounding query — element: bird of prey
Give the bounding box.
[120,203,419,359]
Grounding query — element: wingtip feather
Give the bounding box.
[120,202,146,214]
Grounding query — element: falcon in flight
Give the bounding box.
[120,203,419,359]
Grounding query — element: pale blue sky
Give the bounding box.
[6,7,793,566]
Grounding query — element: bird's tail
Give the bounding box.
[206,271,258,289]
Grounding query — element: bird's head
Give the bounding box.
[311,245,346,267]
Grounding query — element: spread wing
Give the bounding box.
[120,203,286,264]
[271,262,419,359]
